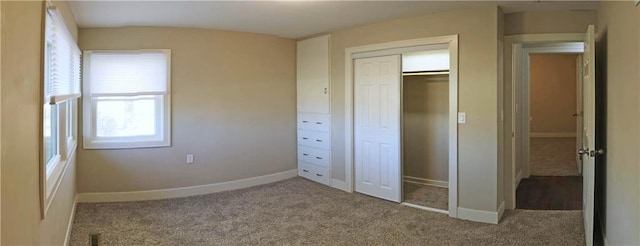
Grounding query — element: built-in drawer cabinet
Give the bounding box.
[298,162,330,185]
[297,35,331,187]
[297,130,330,150]
[298,113,330,132]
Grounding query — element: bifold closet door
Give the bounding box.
[354,55,401,202]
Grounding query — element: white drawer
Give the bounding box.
[297,130,330,150]
[298,146,330,168]
[298,113,330,132]
[299,162,330,185]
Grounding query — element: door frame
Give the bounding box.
[504,33,585,209]
[344,35,459,217]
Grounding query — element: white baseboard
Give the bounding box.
[63,195,78,246]
[331,178,349,192]
[530,132,576,138]
[403,175,448,188]
[77,169,298,203]
[497,201,505,223]
[457,205,502,224]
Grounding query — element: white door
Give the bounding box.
[576,55,584,174]
[581,25,596,246]
[354,55,401,202]
[296,35,330,113]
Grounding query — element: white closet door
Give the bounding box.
[354,55,401,202]
[297,35,329,114]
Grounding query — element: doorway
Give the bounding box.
[516,52,584,210]
[344,36,459,217]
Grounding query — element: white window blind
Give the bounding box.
[83,49,171,149]
[87,52,169,97]
[46,6,81,104]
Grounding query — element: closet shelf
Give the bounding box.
[402,71,449,76]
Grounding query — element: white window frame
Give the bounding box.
[82,49,172,149]
[41,4,80,218]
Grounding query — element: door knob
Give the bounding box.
[578,148,589,155]
[590,149,605,157]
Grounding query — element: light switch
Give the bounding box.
[458,112,466,124]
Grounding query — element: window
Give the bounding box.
[83,50,171,149]
[42,4,81,216]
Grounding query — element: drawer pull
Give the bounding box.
[302,137,309,140]
[303,169,309,173]
[302,120,309,123]
[315,157,323,160]
[303,153,309,156]
[315,122,322,125]
[315,139,323,142]
[316,174,323,177]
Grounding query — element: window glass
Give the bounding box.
[44,104,58,169]
[95,96,157,137]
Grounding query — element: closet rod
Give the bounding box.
[402,71,449,76]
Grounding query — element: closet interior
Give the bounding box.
[401,50,450,211]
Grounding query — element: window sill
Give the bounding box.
[83,139,170,150]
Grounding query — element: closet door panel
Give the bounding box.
[354,55,401,203]
[296,82,328,113]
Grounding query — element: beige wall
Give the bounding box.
[596,2,640,245]
[529,54,578,134]
[402,75,448,183]
[77,27,297,192]
[1,1,78,245]
[505,10,596,35]
[329,7,500,212]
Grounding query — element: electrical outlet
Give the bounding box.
[186,154,194,164]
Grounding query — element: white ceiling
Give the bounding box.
[68,1,599,39]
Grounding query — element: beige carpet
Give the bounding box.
[403,182,448,210]
[70,177,584,245]
[530,137,580,176]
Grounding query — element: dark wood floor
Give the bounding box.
[516,176,583,210]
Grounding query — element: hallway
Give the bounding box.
[530,137,579,176]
